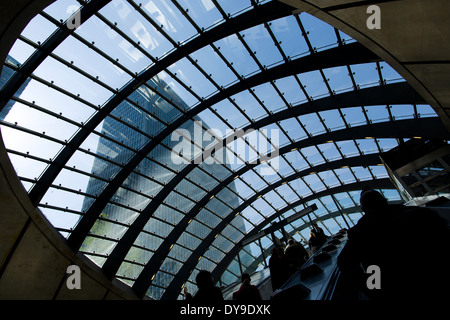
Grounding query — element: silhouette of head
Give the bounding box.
[196,270,214,289]
[271,247,279,256]
[241,273,251,283]
[360,189,388,215]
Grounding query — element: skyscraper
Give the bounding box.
[0,56,31,121]
[79,75,249,298]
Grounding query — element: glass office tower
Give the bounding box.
[0,56,31,120]
[79,75,248,296]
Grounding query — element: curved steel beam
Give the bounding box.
[163,178,394,299]
[69,41,381,253]
[131,153,382,296]
[27,0,294,208]
[100,81,417,280]
[0,0,111,112]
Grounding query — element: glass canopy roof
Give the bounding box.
[0,0,443,300]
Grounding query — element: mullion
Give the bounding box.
[126,0,179,48]
[315,178,346,231]
[236,32,264,72]
[170,0,203,35]
[375,61,384,85]
[291,152,329,226]
[295,14,314,53]
[265,20,288,62]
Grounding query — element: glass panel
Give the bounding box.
[278,118,308,141]
[319,109,346,131]
[389,104,414,120]
[1,125,63,169]
[355,138,379,155]
[240,23,283,68]
[21,13,58,45]
[6,39,36,65]
[342,107,367,127]
[334,167,356,184]
[216,0,252,17]
[379,61,403,83]
[417,104,437,118]
[323,66,354,94]
[298,113,326,136]
[102,0,174,60]
[157,71,199,107]
[289,178,312,198]
[177,0,223,30]
[178,232,202,251]
[300,13,338,51]
[319,171,340,188]
[33,56,112,106]
[168,244,192,263]
[167,57,218,99]
[154,204,184,225]
[350,63,379,88]
[297,70,329,99]
[214,99,249,128]
[75,14,153,74]
[190,45,238,88]
[196,208,221,228]
[251,82,286,114]
[53,35,133,90]
[230,90,265,123]
[140,0,197,44]
[274,76,307,106]
[271,16,309,59]
[276,184,299,204]
[43,0,83,21]
[318,143,341,162]
[365,105,390,124]
[214,34,259,77]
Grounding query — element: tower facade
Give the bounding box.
[79,75,248,298]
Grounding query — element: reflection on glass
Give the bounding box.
[75,73,251,297]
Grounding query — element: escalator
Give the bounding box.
[221,267,274,300]
[270,229,351,300]
[221,229,352,301]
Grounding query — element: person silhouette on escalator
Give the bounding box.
[337,188,450,300]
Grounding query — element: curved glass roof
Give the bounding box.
[0,0,445,300]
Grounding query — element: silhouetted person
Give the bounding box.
[285,238,309,270]
[308,223,328,253]
[184,270,224,302]
[233,273,262,301]
[338,189,450,300]
[269,247,290,292]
